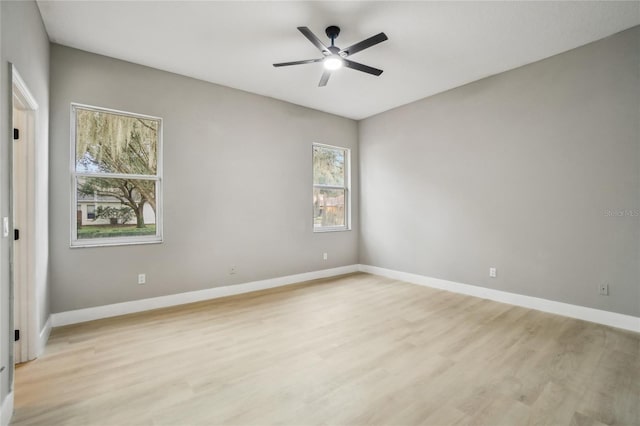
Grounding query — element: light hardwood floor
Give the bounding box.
[12,273,640,425]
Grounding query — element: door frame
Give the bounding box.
[11,66,38,363]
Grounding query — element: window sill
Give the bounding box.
[313,227,351,233]
[70,238,163,248]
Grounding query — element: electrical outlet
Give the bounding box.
[138,273,146,285]
[599,283,609,296]
[489,267,497,278]
[229,266,237,275]
[323,252,328,261]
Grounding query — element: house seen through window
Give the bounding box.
[71,104,162,247]
[313,143,350,231]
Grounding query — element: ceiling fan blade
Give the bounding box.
[318,70,331,87]
[298,27,331,55]
[342,32,388,57]
[343,59,383,76]
[273,58,323,67]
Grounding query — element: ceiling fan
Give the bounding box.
[273,26,388,87]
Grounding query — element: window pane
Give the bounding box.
[313,145,345,186]
[313,188,346,228]
[75,107,159,175]
[76,177,157,240]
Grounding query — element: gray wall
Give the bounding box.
[359,26,640,317]
[50,45,358,314]
[0,0,50,407]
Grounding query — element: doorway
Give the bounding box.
[11,67,37,365]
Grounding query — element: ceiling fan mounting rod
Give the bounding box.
[325,25,340,47]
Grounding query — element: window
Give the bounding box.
[313,143,350,231]
[71,104,162,247]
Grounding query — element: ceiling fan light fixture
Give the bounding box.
[323,56,343,70]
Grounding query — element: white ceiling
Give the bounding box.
[37,1,640,120]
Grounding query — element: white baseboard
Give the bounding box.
[0,391,14,426]
[37,316,52,356]
[52,265,359,327]
[358,264,640,333]
[50,263,639,333]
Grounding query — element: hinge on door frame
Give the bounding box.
[15,330,20,342]
[13,128,19,140]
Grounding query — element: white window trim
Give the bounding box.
[70,103,163,248]
[312,142,351,233]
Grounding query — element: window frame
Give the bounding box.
[70,103,163,248]
[312,142,351,233]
